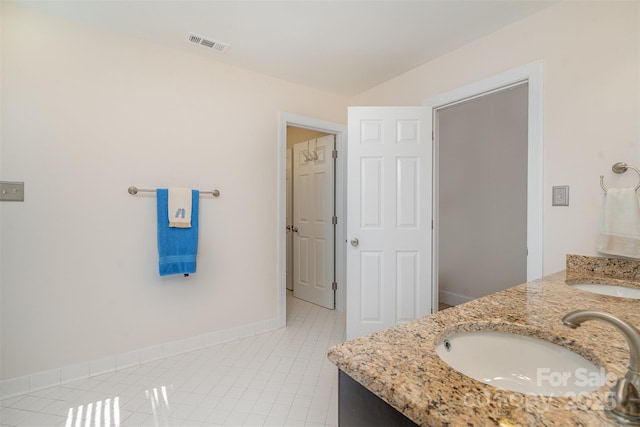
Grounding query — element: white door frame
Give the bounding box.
[277,112,347,327]
[286,148,293,291]
[424,61,544,312]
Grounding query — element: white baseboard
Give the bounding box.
[0,317,280,400]
[439,290,474,307]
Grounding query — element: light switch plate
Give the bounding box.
[552,185,569,206]
[0,181,24,202]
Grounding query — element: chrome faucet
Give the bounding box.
[562,310,640,425]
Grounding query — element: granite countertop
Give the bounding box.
[327,255,640,426]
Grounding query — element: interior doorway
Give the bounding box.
[286,127,332,292]
[426,61,544,312]
[435,83,529,306]
[286,127,335,309]
[277,113,347,328]
[278,63,542,330]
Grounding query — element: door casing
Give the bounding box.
[277,113,347,327]
[425,61,544,310]
[286,148,293,291]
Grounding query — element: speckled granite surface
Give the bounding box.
[327,255,640,426]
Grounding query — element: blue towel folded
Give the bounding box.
[156,189,199,276]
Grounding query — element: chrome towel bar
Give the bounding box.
[128,186,220,197]
[600,162,640,193]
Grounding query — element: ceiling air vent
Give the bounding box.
[187,33,229,54]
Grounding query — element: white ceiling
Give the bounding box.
[13,0,557,96]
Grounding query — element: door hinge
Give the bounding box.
[332,216,338,225]
[332,149,338,159]
[332,281,337,291]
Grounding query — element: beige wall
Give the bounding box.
[350,1,640,275]
[0,3,348,380]
[286,126,330,149]
[2,0,639,384]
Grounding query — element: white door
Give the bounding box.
[286,148,293,291]
[346,107,432,340]
[293,136,335,309]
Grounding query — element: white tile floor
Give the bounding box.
[0,292,345,427]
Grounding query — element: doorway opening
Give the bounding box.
[286,127,335,308]
[277,113,347,327]
[436,83,528,306]
[278,62,542,335]
[425,61,544,312]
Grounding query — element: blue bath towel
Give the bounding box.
[156,189,199,276]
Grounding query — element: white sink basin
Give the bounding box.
[435,331,604,395]
[571,283,640,299]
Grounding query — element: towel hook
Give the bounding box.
[302,140,312,162]
[600,162,640,193]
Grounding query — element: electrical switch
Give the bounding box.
[552,186,569,206]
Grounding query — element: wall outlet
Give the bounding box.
[552,185,569,206]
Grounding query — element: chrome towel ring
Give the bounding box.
[600,162,640,193]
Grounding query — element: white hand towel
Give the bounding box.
[168,187,192,228]
[597,187,640,258]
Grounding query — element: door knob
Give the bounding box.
[293,227,299,233]
[286,225,291,231]
[350,238,359,247]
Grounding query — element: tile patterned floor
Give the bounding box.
[0,292,345,427]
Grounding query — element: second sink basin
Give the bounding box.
[570,283,640,299]
[435,330,604,396]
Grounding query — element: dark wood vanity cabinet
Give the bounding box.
[338,370,420,427]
